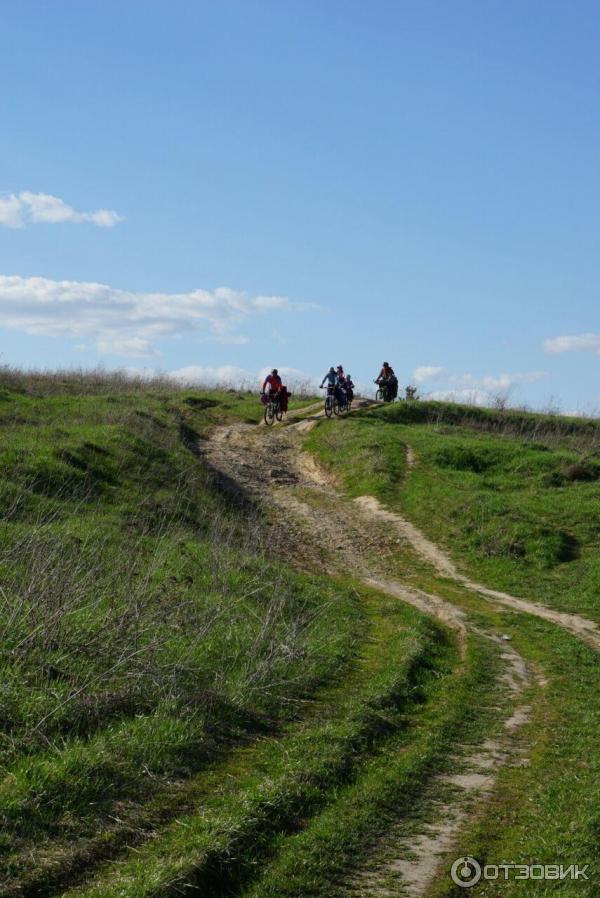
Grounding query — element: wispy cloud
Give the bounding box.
[413,366,547,405]
[168,365,257,386]
[0,274,316,357]
[427,388,490,406]
[414,366,545,390]
[479,371,546,390]
[413,365,446,384]
[544,333,600,355]
[130,364,321,391]
[0,192,124,229]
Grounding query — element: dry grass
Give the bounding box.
[0,382,352,883]
[0,364,317,399]
[374,398,600,453]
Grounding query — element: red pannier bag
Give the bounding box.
[279,386,291,413]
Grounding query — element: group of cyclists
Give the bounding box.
[260,360,405,415]
[319,365,355,409]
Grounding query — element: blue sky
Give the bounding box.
[1,0,599,409]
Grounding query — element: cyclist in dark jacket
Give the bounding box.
[375,362,398,400]
[344,374,355,403]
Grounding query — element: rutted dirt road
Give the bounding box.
[355,495,600,652]
[199,404,570,896]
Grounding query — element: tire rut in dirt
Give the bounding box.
[200,422,538,897]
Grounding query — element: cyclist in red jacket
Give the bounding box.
[261,369,282,396]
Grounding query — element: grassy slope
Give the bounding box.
[0,382,359,889]
[306,401,600,896]
[65,588,464,898]
[305,401,600,620]
[239,633,500,898]
[0,379,475,898]
[8,382,596,896]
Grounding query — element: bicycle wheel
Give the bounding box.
[333,399,341,416]
[376,389,384,402]
[264,403,275,425]
[275,403,284,422]
[325,397,333,418]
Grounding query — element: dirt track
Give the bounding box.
[202,402,599,652]
[200,404,562,896]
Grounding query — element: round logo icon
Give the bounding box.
[451,857,482,888]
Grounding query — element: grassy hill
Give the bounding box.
[302,400,600,897]
[306,399,600,619]
[0,373,364,891]
[1,378,598,897]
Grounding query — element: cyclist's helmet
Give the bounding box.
[383,362,389,367]
[272,368,278,375]
[329,366,335,372]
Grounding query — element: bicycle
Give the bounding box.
[375,381,388,403]
[322,384,339,418]
[263,391,283,425]
[334,390,350,415]
[374,380,396,403]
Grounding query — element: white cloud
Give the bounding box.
[480,371,546,391]
[0,192,124,229]
[420,370,547,406]
[131,364,321,392]
[413,365,446,384]
[544,333,600,355]
[96,336,157,358]
[0,195,23,228]
[428,388,489,406]
[0,274,315,357]
[413,367,545,393]
[169,365,255,386]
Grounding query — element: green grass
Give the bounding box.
[426,613,600,898]
[240,633,500,898]
[57,586,460,898]
[6,379,598,897]
[0,380,356,890]
[305,401,600,621]
[303,414,408,501]
[305,400,600,896]
[0,377,470,898]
